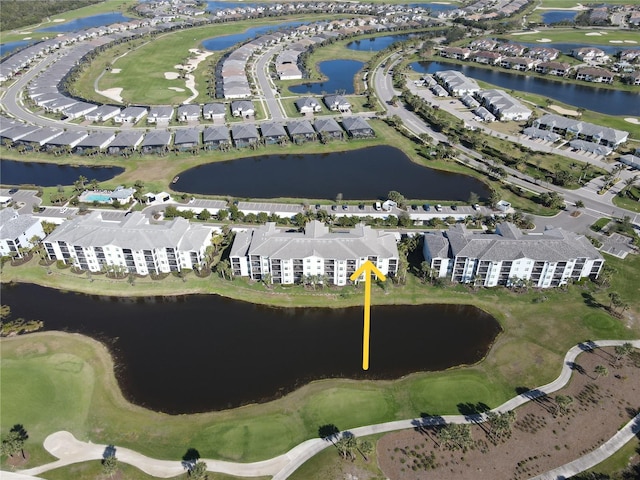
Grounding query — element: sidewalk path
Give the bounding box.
[13,340,640,480]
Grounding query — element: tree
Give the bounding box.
[189,461,208,479]
[468,191,479,205]
[608,292,622,311]
[419,261,433,284]
[486,411,515,440]
[197,209,211,221]
[555,395,573,416]
[387,190,406,207]
[1,425,28,458]
[358,439,374,461]
[594,365,608,379]
[614,342,633,362]
[437,423,473,451]
[102,454,118,478]
[575,200,585,209]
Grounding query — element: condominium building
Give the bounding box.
[0,210,46,259]
[229,221,399,286]
[423,223,604,288]
[43,211,213,275]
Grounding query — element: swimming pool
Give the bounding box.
[83,193,112,203]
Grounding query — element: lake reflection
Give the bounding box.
[175,145,490,201]
[289,59,363,95]
[2,284,502,414]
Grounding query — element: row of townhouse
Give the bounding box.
[229,220,399,286]
[423,223,604,288]
[0,115,375,154]
[43,211,213,275]
[440,43,640,83]
[531,113,629,150]
[432,71,531,121]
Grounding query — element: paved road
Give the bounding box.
[253,43,287,121]
[12,340,639,480]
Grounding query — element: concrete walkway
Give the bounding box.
[12,340,640,480]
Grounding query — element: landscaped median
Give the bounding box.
[1,253,638,476]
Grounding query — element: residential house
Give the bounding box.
[16,127,63,150]
[576,67,614,84]
[323,95,351,112]
[231,123,259,148]
[229,220,399,286]
[203,125,231,150]
[147,106,174,125]
[202,103,226,120]
[440,46,471,60]
[569,139,612,156]
[177,104,201,122]
[62,102,98,120]
[435,70,480,96]
[535,61,571,77]
[173,128,201,151]
[295,97,322,114]
[341,116,375,138]
[43,211,213,275]
[114,106,147,124]
[314,117,344,141]
[618,154,640,170]
[44,131,88,151]
[525,46,560,61]
[533,114,628,148]
[626,71,640,86]
[474,106,496,122]
[422,223,604,288]
[471,51,502,65]
[260,122,288,144]
[572,47,607,62]
[0,209,46,259]
[286,120,317,143]
[74,132,116,155]
[499,57,534,71]
[141,130,172,154]
[231,100,255,118]
[107,131,144,155]
[85,105,121,122]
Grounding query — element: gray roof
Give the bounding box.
[86,105,121,118]
[1,125,41,141]
[535,114,628,145]
[478,89,531,117]
[341,116,372,132]
[45,211,211,252]
[109,131,144,148]
[286,120,315,136]
[0,210,41,241]
[203,125,230,142]
[232,221,398,261]
[148,106,174,119]
[434,70,480,93]
[569,139,612,156]
[177,104,201,117]
[260,121,287,138]
[314,117,342,133]
[428,223,602,263]
[19,127,63,144]
[295,97,320,109]
[231,100,254,113]
[142,130,172,147]
[231,123,259,140]
[323,94,350,108]
[45,130,88,147]
[76,131,116,148]
[203,103,226,115]
[174,128,200,145]
[523,126,560,142]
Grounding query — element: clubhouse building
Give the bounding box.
[43,211,213,275]
[423,223,604,288]
[229,221,399,285]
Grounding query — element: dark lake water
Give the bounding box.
[1,283,502,414]
[202,20,305,51]
[411,60,640,116]
[347,35,416,52]
[0,159,124,186]
[37,13,133,33]
[540,11,577,24]
[175,145,490,201]
[289,59,364,95]
[0,40,37,58]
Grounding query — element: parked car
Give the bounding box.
[342,204,348,210]
[8,188,18,194]
[331,205,337,211]
[411,204,418,211]
[451,205,457,211]
[423,204,431,211]
[374,201,382,211]
[473,203,480,210]
[435,204,442,211]
[359,204,365,210]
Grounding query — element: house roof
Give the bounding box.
[177,104,201,116]
[142,130,172,147]
[314,117,342,133]
[341,116,372,132]
[231,100,254,112]
[174,128,201,145]
[287,120,315,136]
[203,103,226,115]
[109,131,144,148]
[231,123,259,140]
[535,114,628,145]
[260,121,287,137]
[76,131,116,148]
[203,125,230,142]
[0,210,41,241]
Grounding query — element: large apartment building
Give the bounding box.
[229,221,399,286]
[423,223,604,288]
[43,211,213,275]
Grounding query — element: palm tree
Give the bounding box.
[594,364,608,379]
[102,454,118,478]
[358,439,374,461]
[189,461,208,479]
[555,395,573,416]
[614,342,633,362]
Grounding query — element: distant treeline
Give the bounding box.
[0,0,103,31]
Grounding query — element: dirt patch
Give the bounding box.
[378,347,640,480]
[4,451,30,468]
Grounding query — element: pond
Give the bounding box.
[0,159,124,187]
[289,59,364,95]
[36,12,133,33]
[201,20,306,51]
[1,283,502,414]
[347,34,416,52]
[175,145,490,201]
[540,11,577,24]
[411,60,640,117]
[205,0,265,11]
[0,40,37,58]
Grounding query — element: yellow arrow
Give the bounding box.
[350,260,386,371]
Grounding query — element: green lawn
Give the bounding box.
[502,27,640,46]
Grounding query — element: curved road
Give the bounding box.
[11,340,639,480]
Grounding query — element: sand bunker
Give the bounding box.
[23,37,32,40]
[111,68,121,73]
[536,38,552,43]
[585,32,601,36]
[53,19,66,23]
[164,72,180,80]
[168,87,185,92]
[96,87,123,103]
[610,40,623,43]
[625,118,640,125]
[535,3,587,11]
[550,105,580,117]
[512,29,540,36]
[624,40,638,44]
